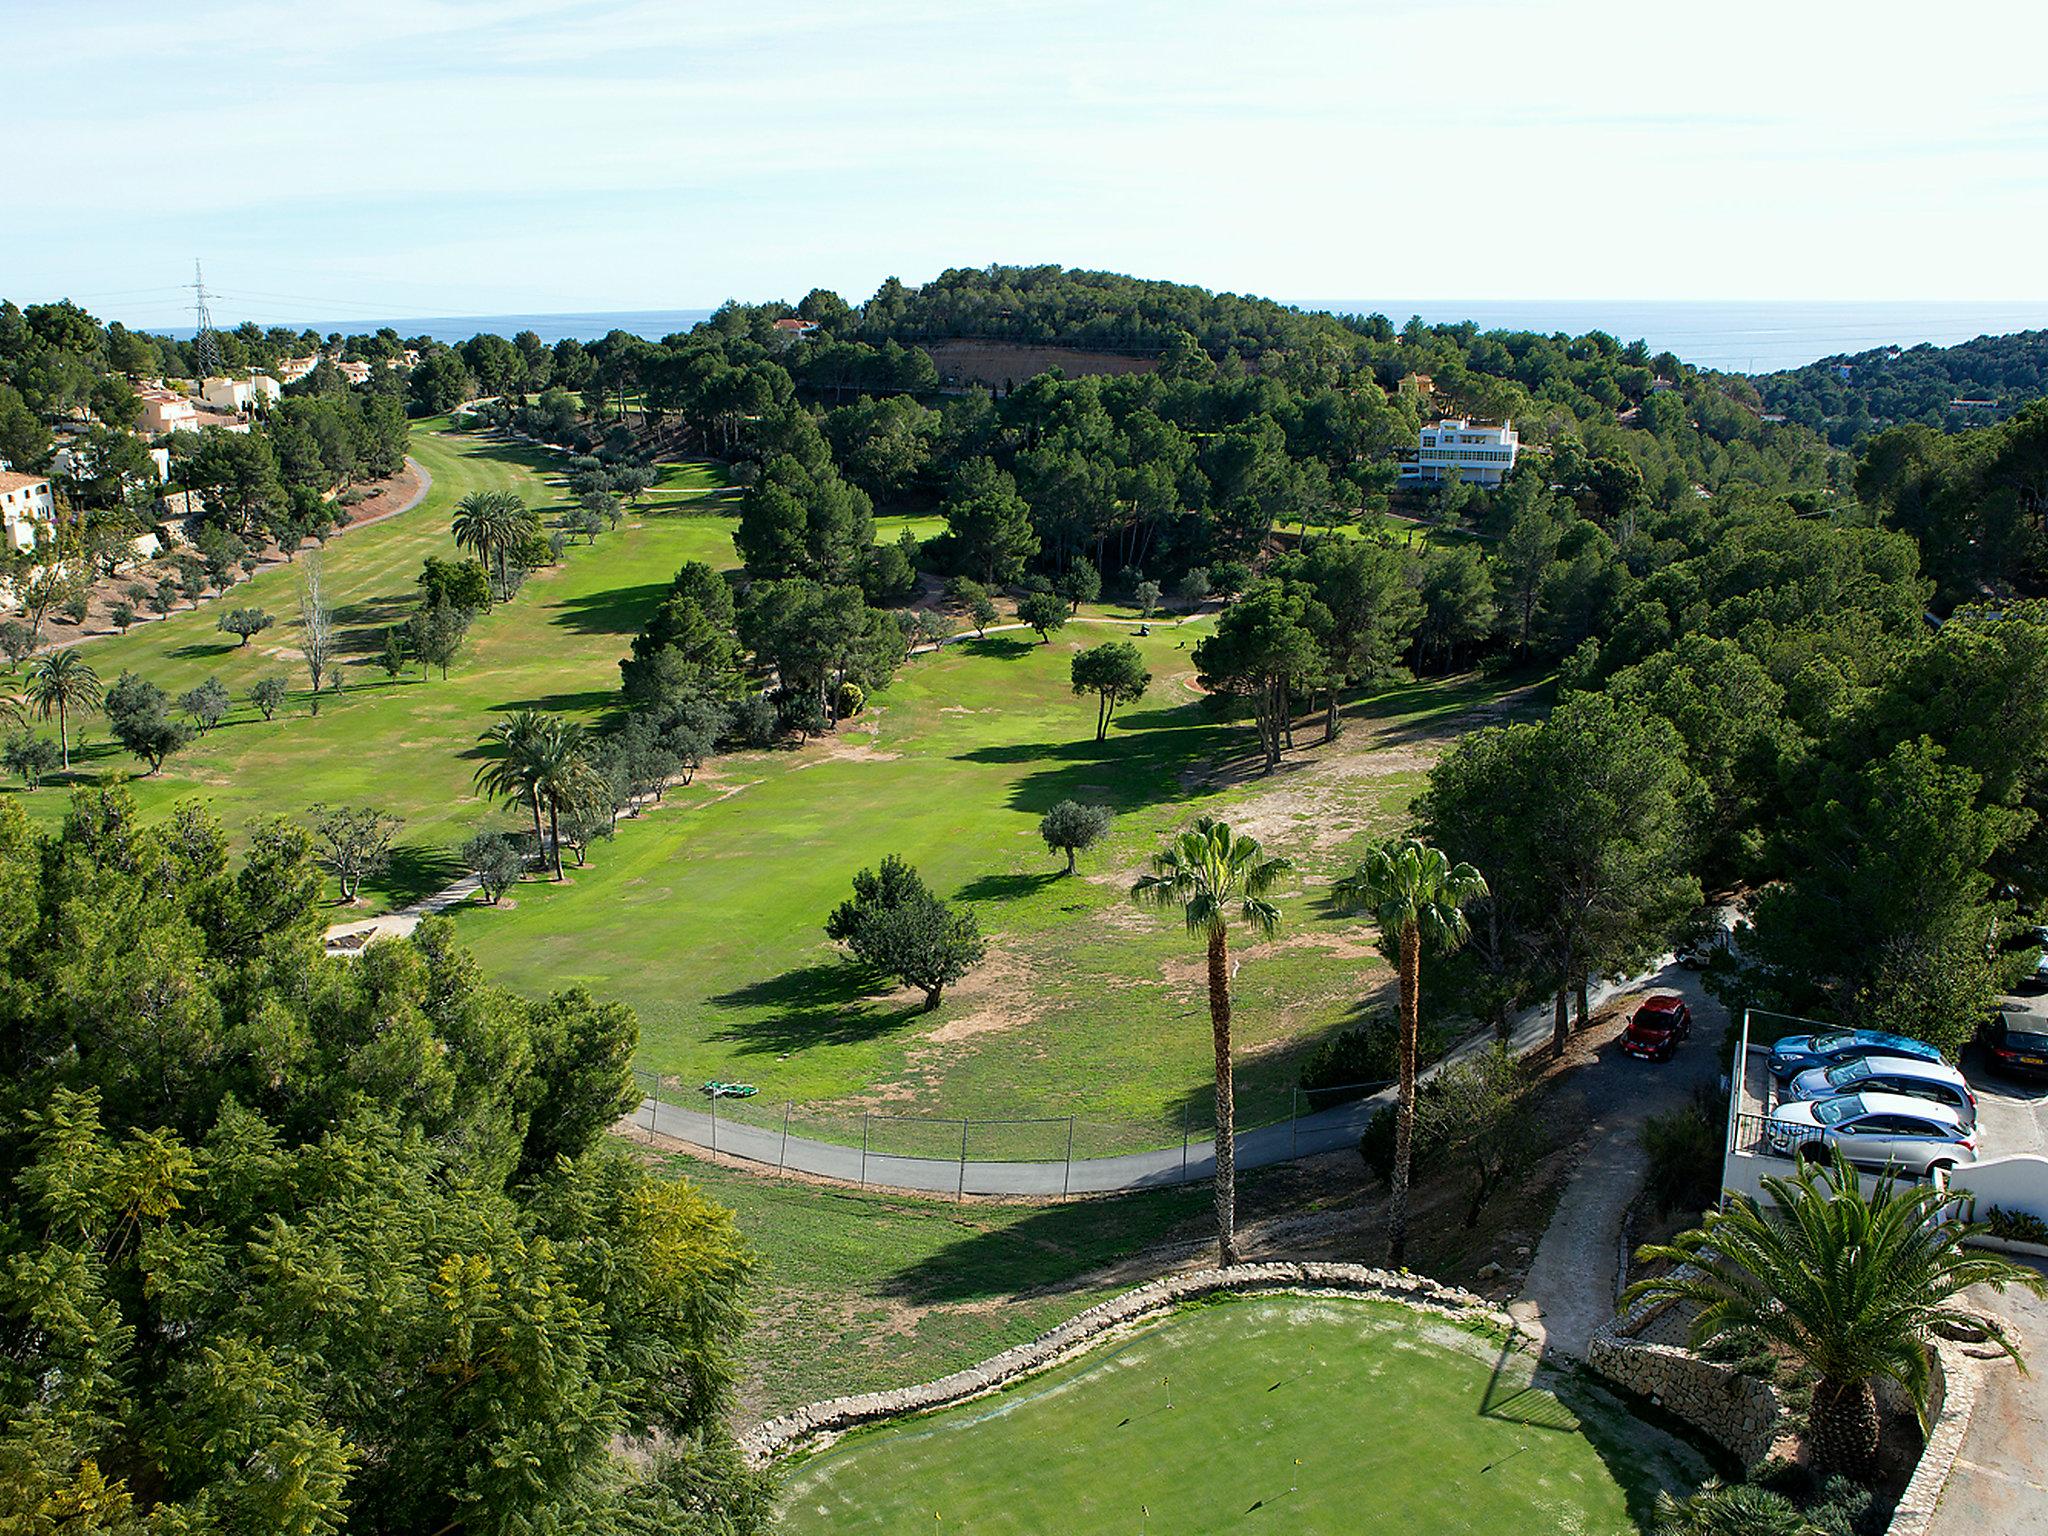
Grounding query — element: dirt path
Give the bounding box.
[1508,962,1728,1359]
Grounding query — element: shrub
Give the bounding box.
[1641,1085,1726,1217]
[1302,1015,1447,1106]
[836,681,866,718]
[1982,1205,2048,1245]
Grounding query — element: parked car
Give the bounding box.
[1764,1092,1977,1176]
[1785,1054,1976,1127]
[2033,928,2048,989]
[1622,995,1693,1060]
[1767,1028,1945,1082]
[1983,1013,2048,1082]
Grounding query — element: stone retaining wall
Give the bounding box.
[739,1261,1502,1466]
[1880,1340,1975,1536]
[1587,1284,1782,1467]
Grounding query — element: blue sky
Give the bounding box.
[5,0,2044,328]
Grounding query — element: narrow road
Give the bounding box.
[630,969,1664,1197]
[1508,959,1726,1358]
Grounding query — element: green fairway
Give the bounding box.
[454,628,1519,1126]
[5,421,735,908]
[779,1296,1708,1535]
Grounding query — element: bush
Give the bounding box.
[1983,1205,2048,1245]
[836,681,866,717]
[1640,1085,1726,1217]
[1301,1015,1447,1106]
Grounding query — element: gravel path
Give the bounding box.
[1508,961,1728,1359]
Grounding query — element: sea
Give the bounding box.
[164,300,2048,377]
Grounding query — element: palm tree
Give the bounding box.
[1331,836,1486,1265]
[1650,1480,1820,1536]
[472,711,599,881]
[1132,817,1288,1266]
[474,709,551,867]
[1625,1151,2047,1477]
[528,718,601,881]
[454,490,532,603]
[24,650,102,771]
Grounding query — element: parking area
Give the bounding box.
[1966,995,2048,1158]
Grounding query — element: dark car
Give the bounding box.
[1985,1014,2048,1082]
[1768,1028,1944,1082]
[1623,995,1692,1061]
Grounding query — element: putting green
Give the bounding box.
[778,1297,1707,1535]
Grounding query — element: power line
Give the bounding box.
[190,259,222,377]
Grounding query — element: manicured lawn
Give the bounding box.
[662,1151,1215,1419]
[778,1295,1707,1535]
[455,624,1519,1126]
[5,421,735,908]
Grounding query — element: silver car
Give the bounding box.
[1785,1054,1977,1128]
[1765,1091,1977,1177]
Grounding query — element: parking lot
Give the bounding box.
[1966,993,2048,1157]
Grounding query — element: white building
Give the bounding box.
[1399,417,1520,489]
[201,374,277,411]
[0,470,55,552]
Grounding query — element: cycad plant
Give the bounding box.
[1332,836,1486,1264]
[1133,816,1288,1266]
[1625,1150,2046,1476]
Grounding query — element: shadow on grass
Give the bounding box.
[166,639,240,660]
[550,579,672,637]
[952,703,1244,816]
[877,1182,1213,1305]
[958,635,1036,661]
[707,960,926,1054]
[485,686,621,716]
[955,870,1062,903]
[365,840,468,909]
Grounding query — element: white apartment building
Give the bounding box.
[0,471,55,552]
[1399,417,1520,488]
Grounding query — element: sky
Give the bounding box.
[4,0,2045,329]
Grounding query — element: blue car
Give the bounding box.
[1768,1028,1945,1082]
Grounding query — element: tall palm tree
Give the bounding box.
[1331,836,1486,1265]
[1626,1151,2047,1478]
[452,491,503,607]
[1133,817,1288,1266]
[24,650,102,771]
[474,709,551,866]
[528,718,601,881]
[472,711,600,881]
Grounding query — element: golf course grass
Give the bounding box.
[779,1295,1708,1535]
[4,419,737,905]
[7,417,1538,1125]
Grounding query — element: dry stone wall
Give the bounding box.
[1587,1285,1782,1467]
[739,1261,1502,1465]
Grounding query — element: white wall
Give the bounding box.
[1943,1154,2048,1223]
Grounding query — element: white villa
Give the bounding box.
[201,374,281,412]
[1399,417,1520,488]
[0,470,55,552]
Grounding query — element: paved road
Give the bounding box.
[1969,993,2048,1159]
[1509,962,1728,1359]
[1928,1258,2048,1536]
[631,967,1671,1196]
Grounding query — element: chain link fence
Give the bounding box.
[631,1070,1395,1197]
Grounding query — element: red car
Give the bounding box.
[1622,996,1692,1061]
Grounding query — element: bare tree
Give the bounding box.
[297,553,336,716]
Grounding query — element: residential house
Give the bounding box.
[0,470,54,552]
[1397,417,1520,488]
[337,360,372,385]
[137,386,198,436]
[201,376,253,412]
[772,317,819,337]
[275,354,321,385]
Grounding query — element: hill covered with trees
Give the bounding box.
[1758,329,2048,447]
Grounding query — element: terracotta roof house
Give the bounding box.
[0,470,55,552]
